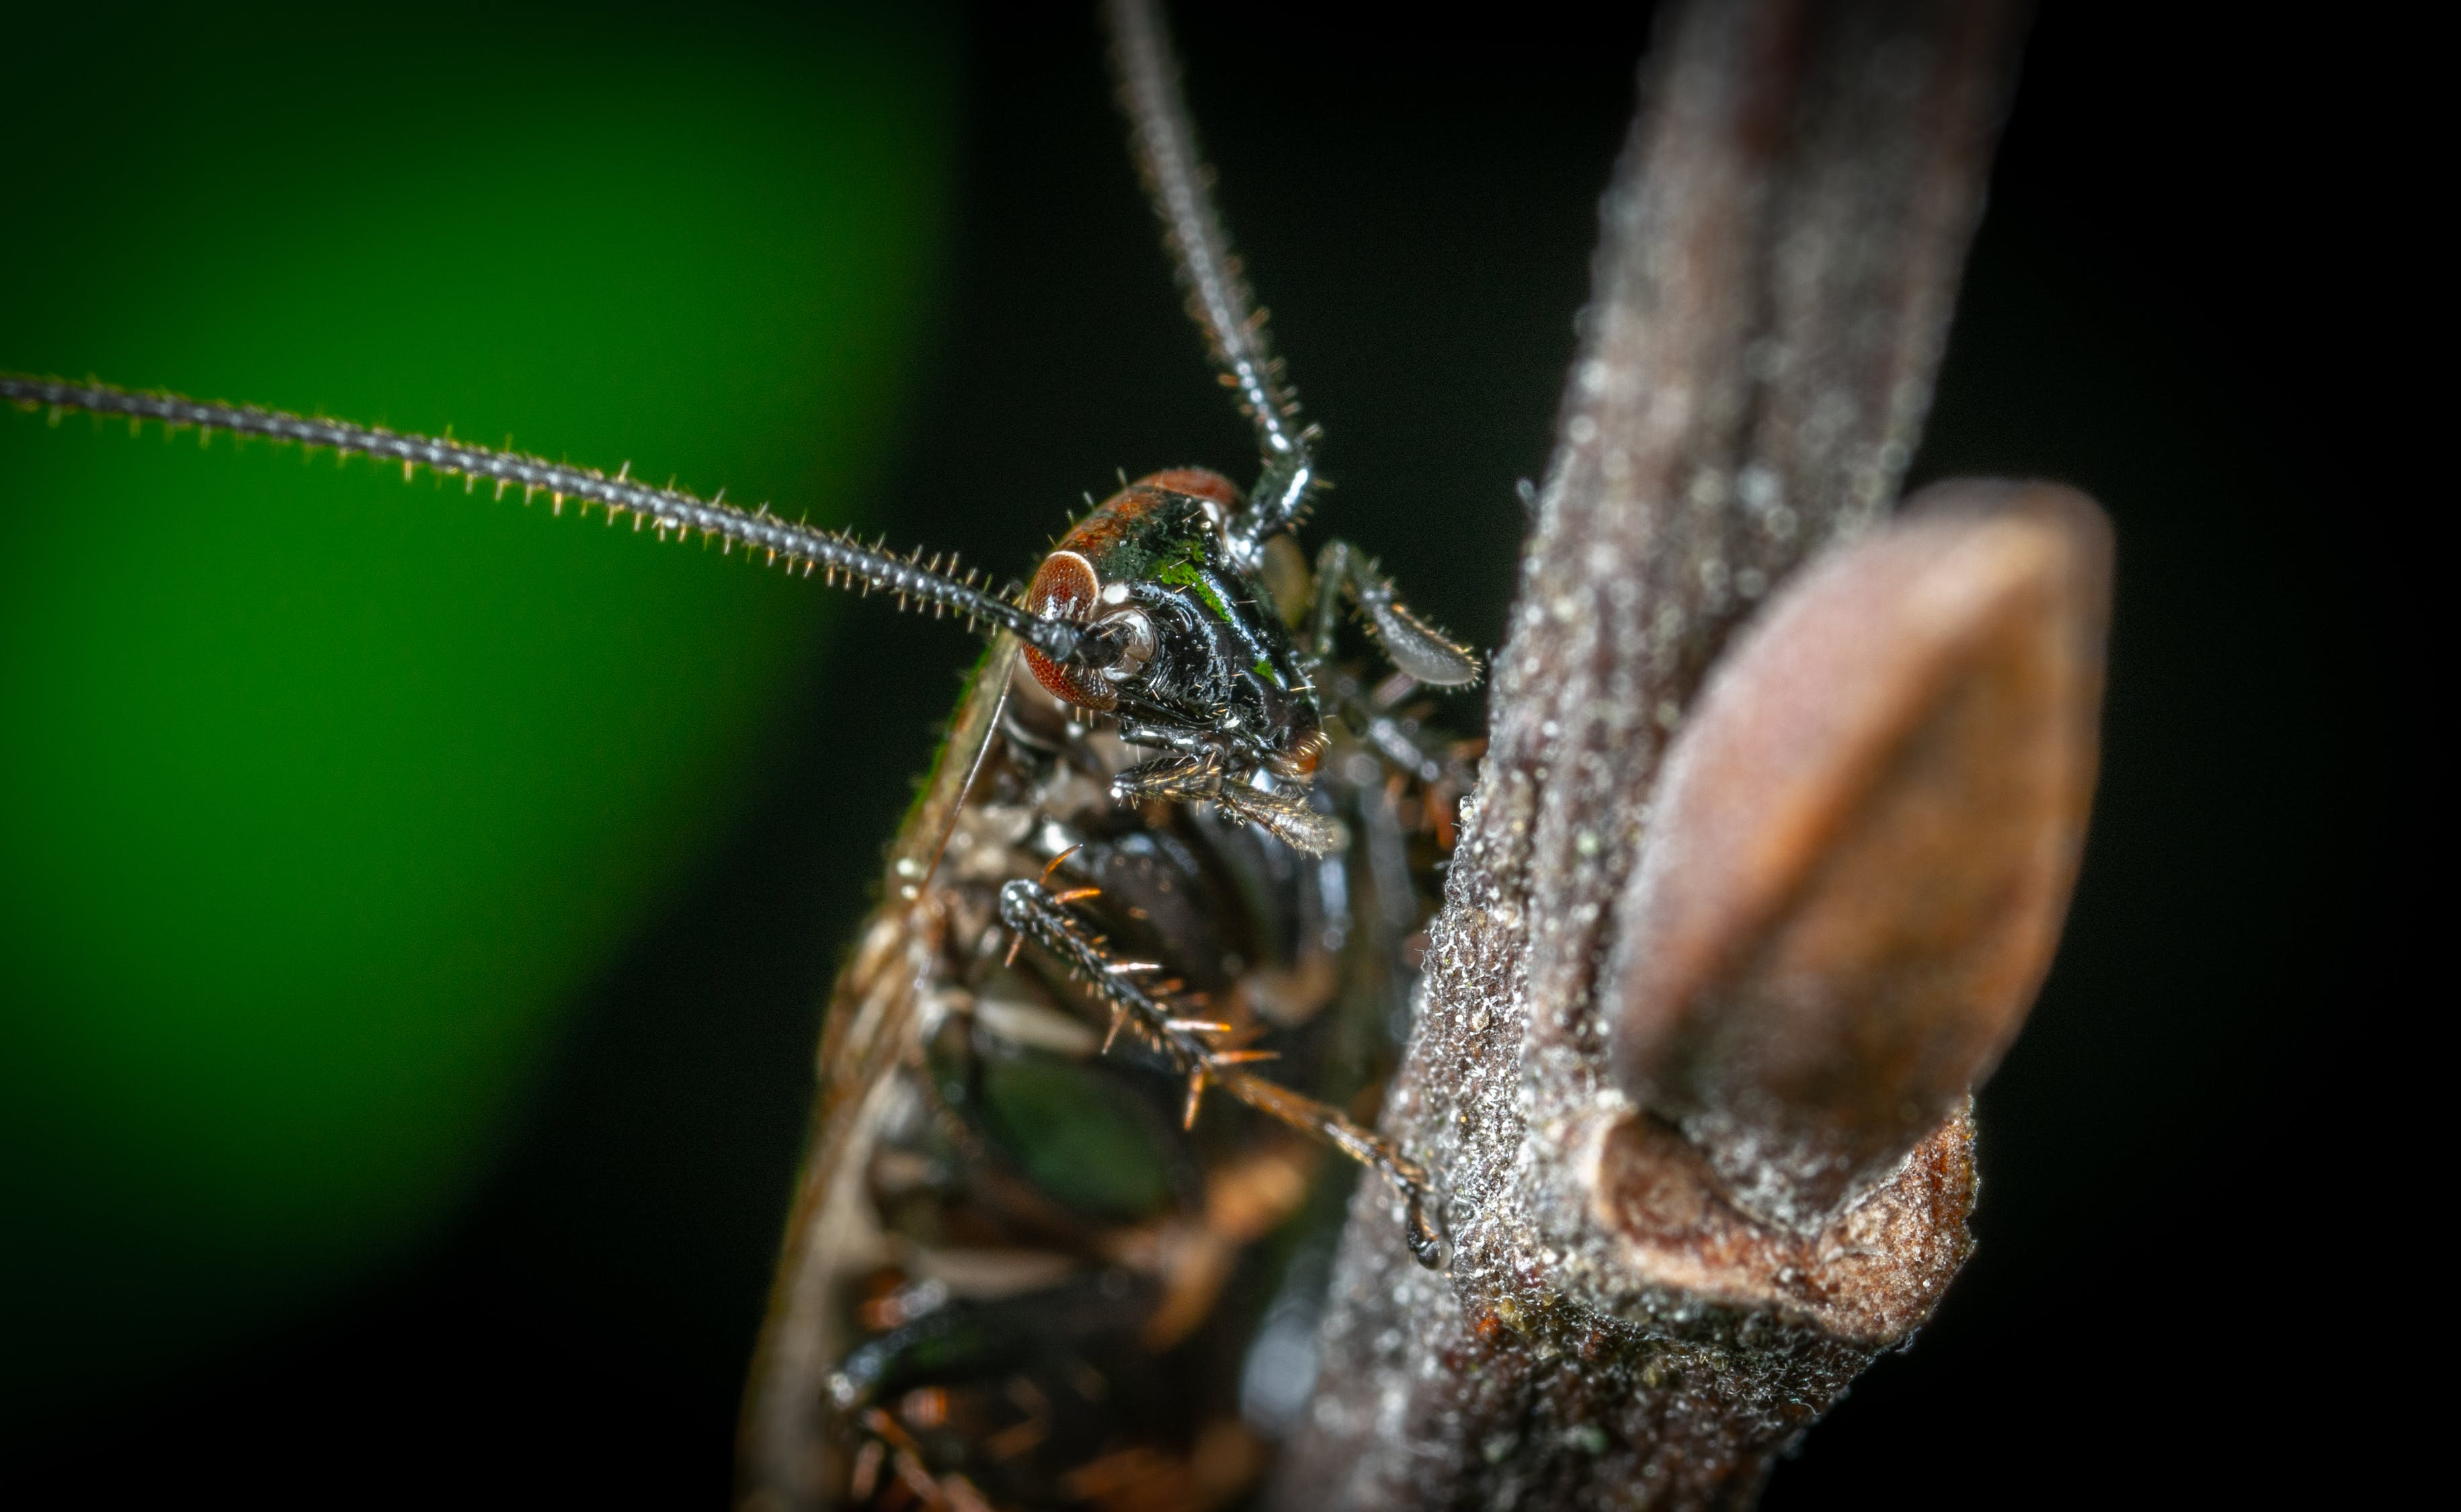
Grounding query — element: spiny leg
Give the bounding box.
[1309,538,1481,687]
[997,877,1447,1269]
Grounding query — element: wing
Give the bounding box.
[737,637,1017,1509]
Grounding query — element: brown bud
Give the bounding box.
[1606,480,2112,1232]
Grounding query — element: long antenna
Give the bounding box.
[1104,0,1316,552]
[1,374,1082,663]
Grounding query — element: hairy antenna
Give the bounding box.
[1105,0,1316,551]
[1,374,1083,663]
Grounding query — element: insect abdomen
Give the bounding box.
[745,640,1441,1510]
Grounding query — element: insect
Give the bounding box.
[5,2,1484,1507]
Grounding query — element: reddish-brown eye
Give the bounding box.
[1020,550,1117,710]
[1027,549,1098,620]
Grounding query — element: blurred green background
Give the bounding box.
[1,2,957,1411]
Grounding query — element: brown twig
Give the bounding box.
[1275,1,2068,1507]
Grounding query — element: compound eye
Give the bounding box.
[1021,550,1117,709]
[1095,605,1157,683]
[1028,550,1099,622]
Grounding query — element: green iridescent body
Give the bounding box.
[1019,469,1322,787]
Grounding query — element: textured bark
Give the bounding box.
[1274,1,2037,1506]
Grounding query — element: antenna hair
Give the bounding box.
[3,374,1082,663]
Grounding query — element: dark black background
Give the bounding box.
[9,1,2384,1505]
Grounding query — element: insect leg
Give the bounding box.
[1309,675,1465,789]
[828,1275,1154,1414]
[1116,715,1278,777]
[996,878,1447,1269]
[1206,781,1347,858]
[1111,717,1218,760]
[1217,1075,1451,1273]
[1310,538,1482,687]
[1113,753,1346,857]
[1110,751,1223,804]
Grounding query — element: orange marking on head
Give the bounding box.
[1135,467,1240,511]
